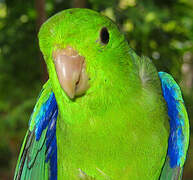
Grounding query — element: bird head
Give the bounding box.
[38,8,134,106]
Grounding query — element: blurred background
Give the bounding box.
[0,0,192,179]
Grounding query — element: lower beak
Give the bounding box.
[53,46,90,99]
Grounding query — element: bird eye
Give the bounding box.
[100,27,109,45]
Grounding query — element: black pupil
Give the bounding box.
[100,27,109,44]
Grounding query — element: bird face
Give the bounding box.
[38,8,130,100]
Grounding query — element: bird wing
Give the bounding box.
[14,80,58,180]
[158,72,189,180]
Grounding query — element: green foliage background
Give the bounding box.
[0,0,193,179]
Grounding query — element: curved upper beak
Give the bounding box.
[53,46,90,99]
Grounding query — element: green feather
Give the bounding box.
[37,8,170,180]
[160,158,183,180]
[15,8,189,180]
[14,81,52,180]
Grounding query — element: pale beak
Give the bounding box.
[53,46,90,99]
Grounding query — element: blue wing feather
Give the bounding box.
[14,82,58,180]
[158,72,189,180]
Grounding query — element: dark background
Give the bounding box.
[0,0,193,179]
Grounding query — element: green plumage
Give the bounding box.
[14,8,189,180]
[55,56,169,180]
[14,82,52,180]
[38,9,169,179]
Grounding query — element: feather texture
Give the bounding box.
[14,81,58,180]
[159,72,189,180]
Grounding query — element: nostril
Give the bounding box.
[75,75,81,86]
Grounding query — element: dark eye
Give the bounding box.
[100,27,109,45]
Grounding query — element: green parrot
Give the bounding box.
[14,8,189,180]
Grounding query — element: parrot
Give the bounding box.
[14,8,189,180]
